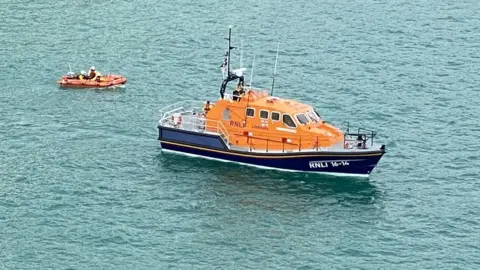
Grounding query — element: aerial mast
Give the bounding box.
[226,26,236,74]
[249,52,255,88]
[219,26,243,99]
[270,42,280,96]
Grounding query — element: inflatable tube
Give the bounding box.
[57,74,127,88]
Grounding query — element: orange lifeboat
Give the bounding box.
[156,27,386,177]
[57,72,127,88]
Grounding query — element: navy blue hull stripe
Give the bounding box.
[160,141,382,175]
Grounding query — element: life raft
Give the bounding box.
[57,74,127,88]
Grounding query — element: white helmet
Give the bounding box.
[90,66,95,71]
[80,70,86,75]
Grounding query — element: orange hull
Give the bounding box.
[57,75,127,88]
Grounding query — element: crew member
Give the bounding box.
[78,70,87,80]
[234,82,244,101]
[203,101,213,114]
[357,135,365,149]
[233,89,239,101]
[88,66,98,80]
[238,83,245,96]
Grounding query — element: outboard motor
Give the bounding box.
[66,72,76,79]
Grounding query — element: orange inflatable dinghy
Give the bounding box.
[57,73,127,88]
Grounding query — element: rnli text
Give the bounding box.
[309,161,350,169]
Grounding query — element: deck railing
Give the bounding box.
[158,112,231,147]
[239,131,339,152]
[158,100,207,121]
[343,123,378,149]
[209,119,231,146]
[222,88,270,102]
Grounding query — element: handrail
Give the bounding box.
[158,113,231,147]
[158,100,205,120]
[222,88,269,102]
[247,87,270,94]
[223,93,245,102]
[206,119,231,146]
[243,134,335,153]
[234,129,335,144]
[343,125,378,148]
[217,121,231,145]
[211,120,231,146]
[237,129,336,152]
[160,106,185,121]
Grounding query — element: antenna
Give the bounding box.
[226,25,236,74]
[219,26,239,100]
[270,42,280,96]
[249,52,255,88]
[240,40,243,68]
[68,63,72,73]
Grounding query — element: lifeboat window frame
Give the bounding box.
[295,113,310,125]
[282,113,297,128]
[246,107,255,118]
[260,110,269,120]
[307,110,318,123]
[222,108,230,121]
[271,111,280,122]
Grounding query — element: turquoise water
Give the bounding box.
[1,0,479,268]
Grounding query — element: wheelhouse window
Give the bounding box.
[246,108,255,117]
[222,108,230,120]
[271,112,280,121]
[260,110,269,119]
[307,111,318,122]
[296,113,309,125]
[308,110,322,122]
[282,114,296,128]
